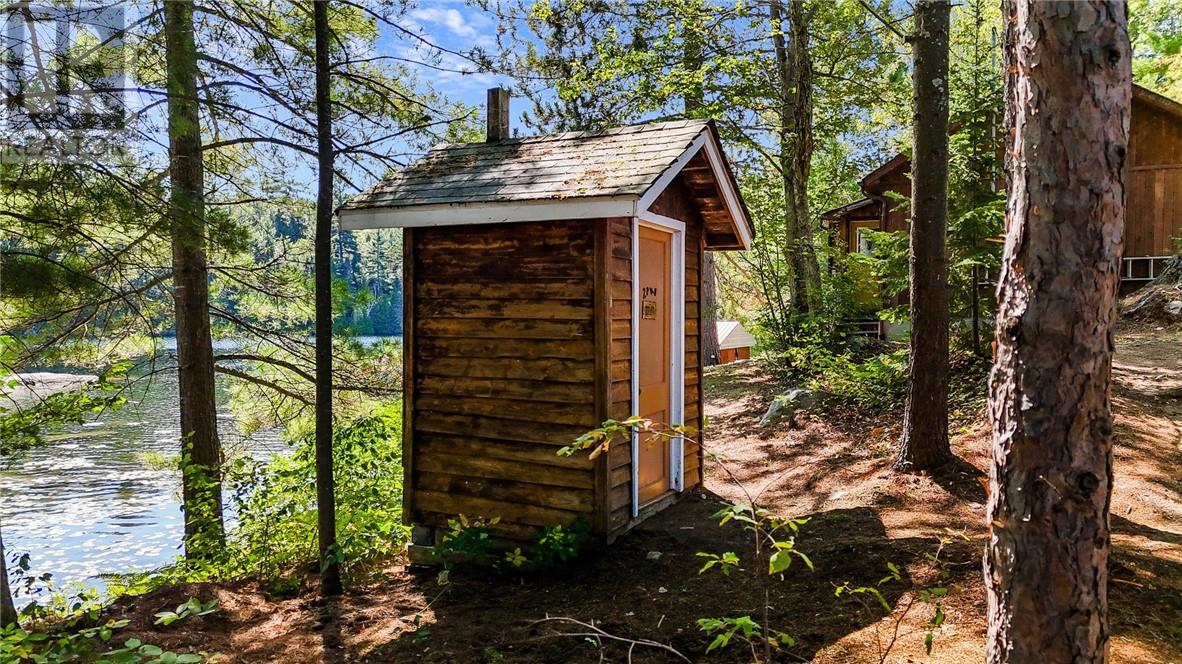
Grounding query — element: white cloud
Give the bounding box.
[410,7,478,39]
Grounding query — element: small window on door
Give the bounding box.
[856,227,877,256]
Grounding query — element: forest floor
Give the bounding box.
[109,325,1182,663]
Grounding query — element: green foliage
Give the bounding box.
[524,521,590,568]
[437,516,591,575]
[696,551,740,576]
[1,619,204,663]
[435,515,500,568]
[153,598,219,627]
[221,403,408,582]
[834,530,967,659]
[698,615,796,654]
[1130,0,1182,101]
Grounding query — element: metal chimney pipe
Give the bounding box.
[486,87,510,142]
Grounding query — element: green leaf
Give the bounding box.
[768,550,793,575]
[706,633,729,653]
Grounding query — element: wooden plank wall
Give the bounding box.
[408,219,600,542]
[683,209,705,490]
[1127,98,1182,257]
[606,217,634,532]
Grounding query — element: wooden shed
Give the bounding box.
[716,321,756,364]
[339,90,753,549]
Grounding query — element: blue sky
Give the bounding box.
[388,1,532,138]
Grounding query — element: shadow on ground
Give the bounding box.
[362,497,973,663]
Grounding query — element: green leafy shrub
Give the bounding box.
[519,520,590,569]
[221,402,408,582]
[1,619,204,663]
[435,515,499,566]
[811,349,910,411]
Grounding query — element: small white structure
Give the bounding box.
[716,320,755,364]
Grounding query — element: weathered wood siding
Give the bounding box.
[407,219,600,542]
[1127,97,1182,258]
[606,217,635,532]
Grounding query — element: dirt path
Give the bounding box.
[109,328,1182,663]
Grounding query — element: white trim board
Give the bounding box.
[630,215,687,518]
[338,196,636,230]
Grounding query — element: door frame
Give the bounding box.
[630,213,686,517]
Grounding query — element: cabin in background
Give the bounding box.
[823,84,1182,336]
[340,89,753,554]
[716,321,755,364]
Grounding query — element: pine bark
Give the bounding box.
[313,0,342,596]
[0,526,16,627]
[985,2,1129,662]
[164,0,224,557]
[897,0,953,471]
[771,0,820,313]
[701,252,721,365]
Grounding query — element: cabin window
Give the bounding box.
[856,227,877,256]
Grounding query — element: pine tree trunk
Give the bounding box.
[313,0,342,596]
[985,2,1129,661]
[0,526,16,628]
[164,0,224,558]
[897,0,953,471]
[701,252,721,366]
[771,0,820,314]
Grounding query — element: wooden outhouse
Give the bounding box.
[340,90,753,548]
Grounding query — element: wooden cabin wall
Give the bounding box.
[1127,98,1182,258]
[606,217,635,532]
[406,219,602,543]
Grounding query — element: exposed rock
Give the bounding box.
[1,372,98,409]
[759,388,818,428]
[1121,255,1182,322]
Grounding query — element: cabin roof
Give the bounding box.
[339,119,753,249]
[716,320,756,350]
[1133,84,1182,120]
[819,196,879,222]
[826,84,1182,219]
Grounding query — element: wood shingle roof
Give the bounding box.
[342,120,710,210]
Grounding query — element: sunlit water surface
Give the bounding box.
[1,368,286,607]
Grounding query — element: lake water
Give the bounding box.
[0,368,287,607]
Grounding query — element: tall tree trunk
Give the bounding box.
[701,252,721,365]
[164,0,224,558]
[896,0,952,471]
[771,0,820,314]
[0,526,16,628]
[313,0,342,596]
[985,2,1129,661]
[682,9,721,366]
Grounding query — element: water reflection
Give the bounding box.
[1,369,286,606]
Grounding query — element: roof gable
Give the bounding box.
[716,320,755,350]
[339,119,753,249]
